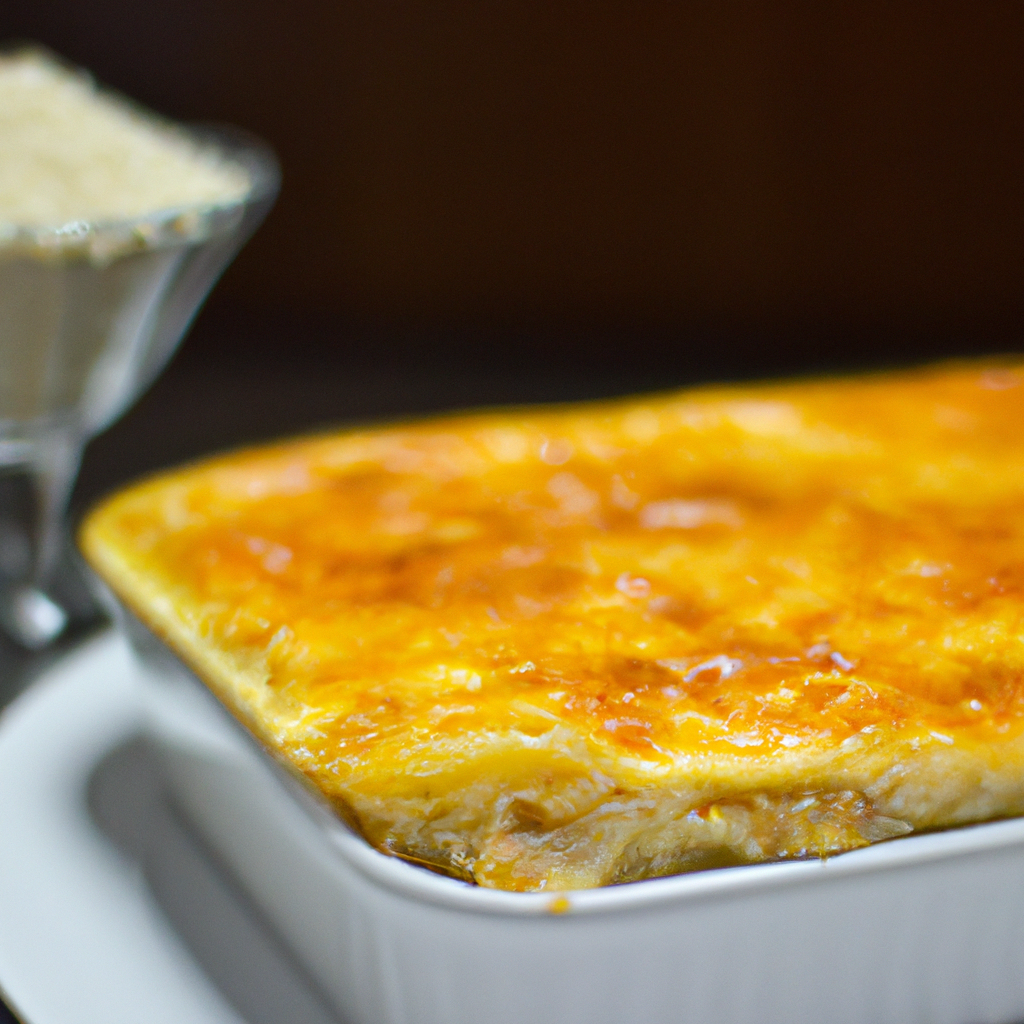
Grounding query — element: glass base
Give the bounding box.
[0,586,67,650]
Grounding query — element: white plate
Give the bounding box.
[0,631,338,1024]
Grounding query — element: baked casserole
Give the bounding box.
[81,361,1024,891]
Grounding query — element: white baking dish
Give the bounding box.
[119,609,1024,1024]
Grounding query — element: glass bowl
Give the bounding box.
[0,123,279,647]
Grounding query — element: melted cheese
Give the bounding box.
[81,361,1024,890]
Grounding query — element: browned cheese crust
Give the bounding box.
[81,362,1024,890]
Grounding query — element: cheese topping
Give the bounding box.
[81,362,1024,890]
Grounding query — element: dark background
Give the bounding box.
[3,4,1024,1020]
[6,1,1024,515]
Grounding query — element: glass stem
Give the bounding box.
[34,428,82,582]
[0,425,82,648]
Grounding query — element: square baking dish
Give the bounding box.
[115,607,1024,1024]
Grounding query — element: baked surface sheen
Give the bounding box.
[82,362,1024,891]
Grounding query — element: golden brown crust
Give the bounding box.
[81,361,1024,890]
